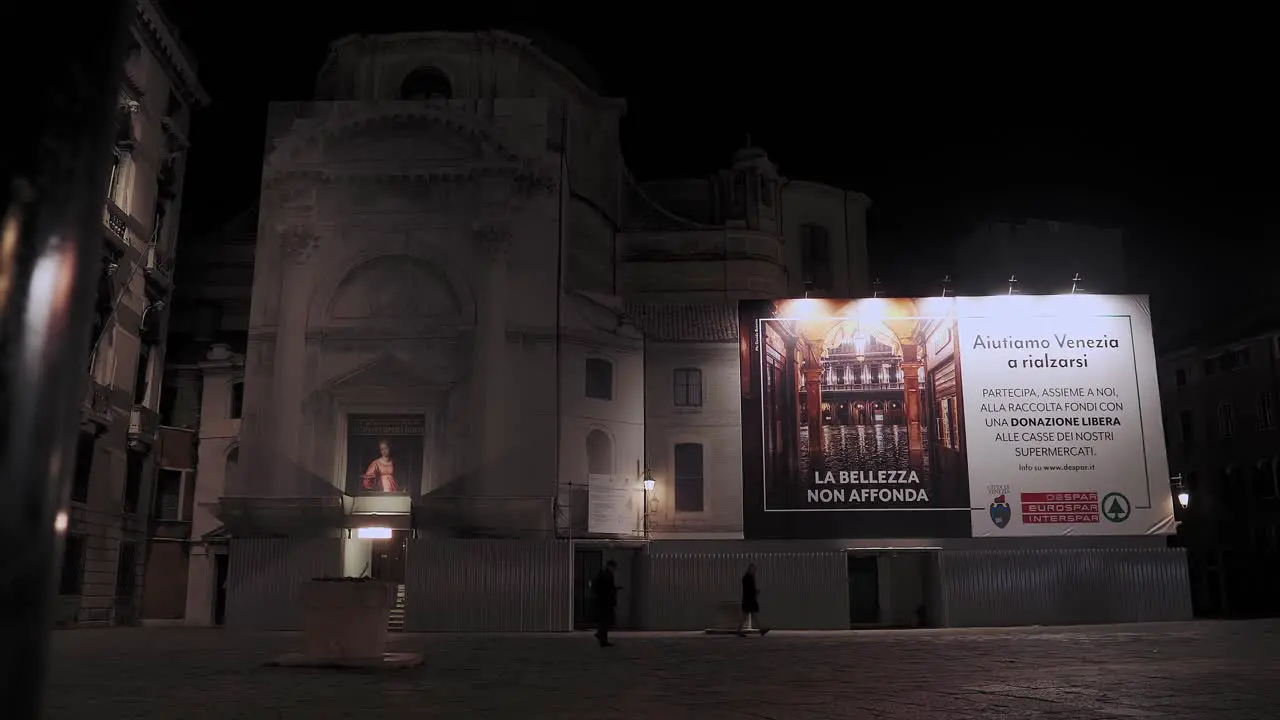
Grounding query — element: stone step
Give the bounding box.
[388,584,406,633]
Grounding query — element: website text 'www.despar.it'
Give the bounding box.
[1018,463,1096,472]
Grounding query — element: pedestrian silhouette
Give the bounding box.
[592,560,620,647]
[738,563,770,637]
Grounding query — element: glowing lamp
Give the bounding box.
[1177,492,1189,509]
[357,527,393,540]
[852,331,868,357]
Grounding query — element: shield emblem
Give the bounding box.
[989,495,1012,529]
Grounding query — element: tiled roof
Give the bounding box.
[625,302,739,343]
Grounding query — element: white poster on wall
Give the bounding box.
[587,474,637,535]
[956,294,1174,537]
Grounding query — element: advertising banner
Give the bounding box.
[739,295,1174,539]
[345,414,426,497]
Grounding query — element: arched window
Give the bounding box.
[586,429,613,476]
[1252,460,1274,501]
[399,66,452,100]
[225,446,240,490]
[799,223,833,292]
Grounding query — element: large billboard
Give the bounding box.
[739,295,1174,539]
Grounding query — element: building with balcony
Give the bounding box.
[1159,328,1280,617]
[135,210,254,625]
[57,0,209,626]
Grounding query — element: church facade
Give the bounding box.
[192,31,1189,632]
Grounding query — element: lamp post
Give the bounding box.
[1171,474,1189,509]
[642,468,655,538]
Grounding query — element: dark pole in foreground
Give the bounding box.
[0,2,130,716]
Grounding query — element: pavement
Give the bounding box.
[44,620,1280,719]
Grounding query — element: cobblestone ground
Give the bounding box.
[45,620,1280,719]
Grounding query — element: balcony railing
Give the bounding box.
[802,380,905,393]
[103,201,129,246]
[145,245,174,287]
[128,405,159,446]
[81,381,111,430]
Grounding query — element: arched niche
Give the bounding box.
[311,255,474,331]
[400,66,453,100]
[586,428,614,476]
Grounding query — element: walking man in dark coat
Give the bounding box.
[738,563,770,637]
[592,559,620,647]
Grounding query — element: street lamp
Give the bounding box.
[641,467,655,538]
[1171,473,1189,508]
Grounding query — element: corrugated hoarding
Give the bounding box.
[739,295,1174,539]
[404,539,572,632]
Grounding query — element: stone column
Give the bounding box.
[471,221,511,496]
[801,339,825,465]
[900,341,925,470]
[782,337,801,479]
[272,223,319,495]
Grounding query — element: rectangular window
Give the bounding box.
[153,469,183,520]
[230,381,245,419]
[1174,368,1187,387]
[1179,410,1194,449]
[1259,393,1276,430]
[107,148,123,201]
[1235,347,1251,368]
[59,534,86,596]
[1203,356,1217,376]
[71,432,95,503]
[800,224,833,291]
[673,368,703,408]
[115,542,138,599]
[133,342,152,406]
[1218,403,1235,438]
[158,383,178,426]
[674,442,705,512]
[123,450,144,514]
[585,358,613,401]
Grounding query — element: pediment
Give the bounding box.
[329,353,435,392]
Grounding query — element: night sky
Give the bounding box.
[164,4,1277,348]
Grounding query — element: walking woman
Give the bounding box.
[738,564,770,637]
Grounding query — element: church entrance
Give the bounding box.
[370,535,407,585]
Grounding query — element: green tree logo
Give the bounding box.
[1101,493,1131,523]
